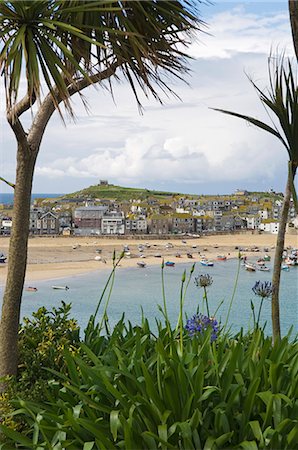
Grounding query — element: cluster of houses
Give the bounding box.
[1,188,297,236]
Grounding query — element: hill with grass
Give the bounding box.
[60,183,186,202]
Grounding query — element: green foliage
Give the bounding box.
[0,302,80,437]
[1,316,298,449]
[17,301,80,391]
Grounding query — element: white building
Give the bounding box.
[102,211,125,235]
[259,220,279,234]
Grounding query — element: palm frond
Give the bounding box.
[0,0,205,115]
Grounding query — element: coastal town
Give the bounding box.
[1,182,297,237]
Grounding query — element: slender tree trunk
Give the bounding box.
[271,171,295,343]
[289,0,298,59]
[0,142,38,380]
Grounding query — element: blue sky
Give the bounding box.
[0,0,296,195]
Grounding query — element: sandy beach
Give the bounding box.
[0,233,297,284]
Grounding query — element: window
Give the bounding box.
[51,219,56,229]
[43,219,47,229]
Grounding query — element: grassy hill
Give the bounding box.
[60,184,185,202]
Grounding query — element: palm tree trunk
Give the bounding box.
[271,173,293,343]
[0,142,37,381]
[289,0,298,59]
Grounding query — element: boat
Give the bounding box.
[216,255,227,261]
[25,286,38,292]
[256,259,265,266]
[166,242,174,249]
[245,263,256,272]
[281,264,290,271]
[176,253,182,258]
[200,259,214,267]
[259,266,270,272]
[137,261,146,268]
[187,253,193,259]
[165,261,175,267]
[0,253,7,263]
[52,285,69,290]
[154,254,162,258]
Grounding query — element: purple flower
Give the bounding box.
[252,281,273,299]
[186,314,219,342]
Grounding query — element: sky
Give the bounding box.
[0,0,297,196]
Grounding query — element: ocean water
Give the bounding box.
[0,193,63,205]
[0,259,297,335]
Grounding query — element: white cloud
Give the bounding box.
[1,3,295,195]
[190,7,293,59]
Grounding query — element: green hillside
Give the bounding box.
[61,184,184,202]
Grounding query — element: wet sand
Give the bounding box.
[0,233,297,284]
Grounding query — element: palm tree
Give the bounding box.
[289,0,298,59]
[0,0,205,380]
[213,57,298,343]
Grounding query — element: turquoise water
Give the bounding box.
[1,259,297,335]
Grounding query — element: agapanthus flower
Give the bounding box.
[195,274,213,288]
[186,313,219,342]
[252,281,273,299]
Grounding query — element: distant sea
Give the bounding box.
[0,193,64,205]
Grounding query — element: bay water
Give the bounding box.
[1,258,297,335]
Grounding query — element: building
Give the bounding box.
[125,216,147,234]
[148,215,171,234]
[74,206,108,235]
[101,211,125,235]
[1,217,12,235]
[35,211,59,235]
[259,219,279,234]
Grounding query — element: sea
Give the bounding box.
[0,258,297,336]
[0,193,63,205]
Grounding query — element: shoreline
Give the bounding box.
[0,233,297,285]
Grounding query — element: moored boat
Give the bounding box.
[25,286,38,292]
[186,253,193,259]
[137,261,146,268]
[0,253,7,263]
[165,261,175,267]
[216,255,227,261]
[245,263,256,272]
[52,285,69,290]
[200,259,214,267]
[259,266,270,272]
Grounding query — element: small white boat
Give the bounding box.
[200,259,214,267]
[137,261,146,268]
[245,263,256,272]
[281,264,290,271]
[52,285,69,290]
[259,266,270,272]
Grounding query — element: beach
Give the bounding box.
[0,233,297,284]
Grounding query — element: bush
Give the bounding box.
[0,302,80,437]
[1,315,298,449]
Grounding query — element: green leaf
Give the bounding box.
[83,442,95,450]
[239,441,258,450]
